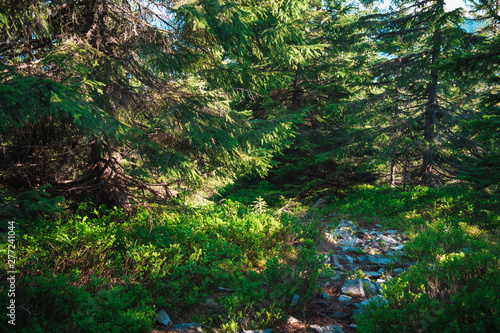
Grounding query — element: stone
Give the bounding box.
[205,296,219,306]
[317,300,330,308]
[352,308,363,316]
[385,249,396,256]
[340,254,354,264]
[157,309,172,326]
[341,279,365,297]
[338,227,355,237]
[340,246,359,253]
[362,271,382,278]
[330,255,341,267]
[243,330,272,333]
[385,230,398,234]
[337,220,357,230]
[338,295,351,306]
[362,295,388,307]
[330,270,346,282]
[379,234,398,245]
[168,323,203,333]
[367,255,392,265]
[375,224,383,228]
[363,279,379,297]
[287,316,301,324]
[309,324,344,333]
[391,244,405,251]
[353,296,388,316]
[393,268,404,275]
[321,292,330,299]
[332,311,349,319]
[291,294,300,305]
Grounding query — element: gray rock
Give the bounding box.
[157,309,172,326]
[362,271,382,278]
[332,311,349,319]
[368,256,393,265]
[393,268,404,275]
[317,300,330,308]
[352,308,363,316]
[243,330,272,333]
[385,230,398,234]
[309,324,344,333]
[287,316,301,324]
[363,279,379,297]
[340,246,359,252]
[330,270,346,282]
[341,279,365,297]
[353,295,388,317]
[385,249,396,256]
[338,295,351,306]
[341,254,354,264]
[337,220,357,230]
[379,234,398,245]
[168,323,203,333]
[338,227,355,237]
[205,296,219,306]
[330,255,341,267]
[362,295,388,307]
[391,244,405,251]
[375,224,383,228]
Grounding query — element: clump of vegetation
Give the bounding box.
[0,198,325,332]
[356,250,500,332]
[329,184,500,333]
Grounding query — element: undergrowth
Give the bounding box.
[327,183,500,332]
[0,198,326,332]
[1,181,499,332]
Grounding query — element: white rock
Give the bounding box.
[309,324,344,333]
[341,279,365,297]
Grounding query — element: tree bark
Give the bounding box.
[422,0,444,186]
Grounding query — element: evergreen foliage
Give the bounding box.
[0,0,499,331]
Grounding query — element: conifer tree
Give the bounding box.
[0,0,309,208]
[448,0,500,187]
[357,0,475,186]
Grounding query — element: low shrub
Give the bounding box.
[73,283,155,333]
[356,250,500,332]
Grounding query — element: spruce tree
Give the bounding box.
[0,0,310,208]
[357,0,475,186]
[447,0,500,187]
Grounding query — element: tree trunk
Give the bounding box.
[391,162,396,187]
[87,140,131,212]
[422,0,444,186]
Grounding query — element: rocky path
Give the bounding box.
[275,219,412,332]
[153,220,412,333]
